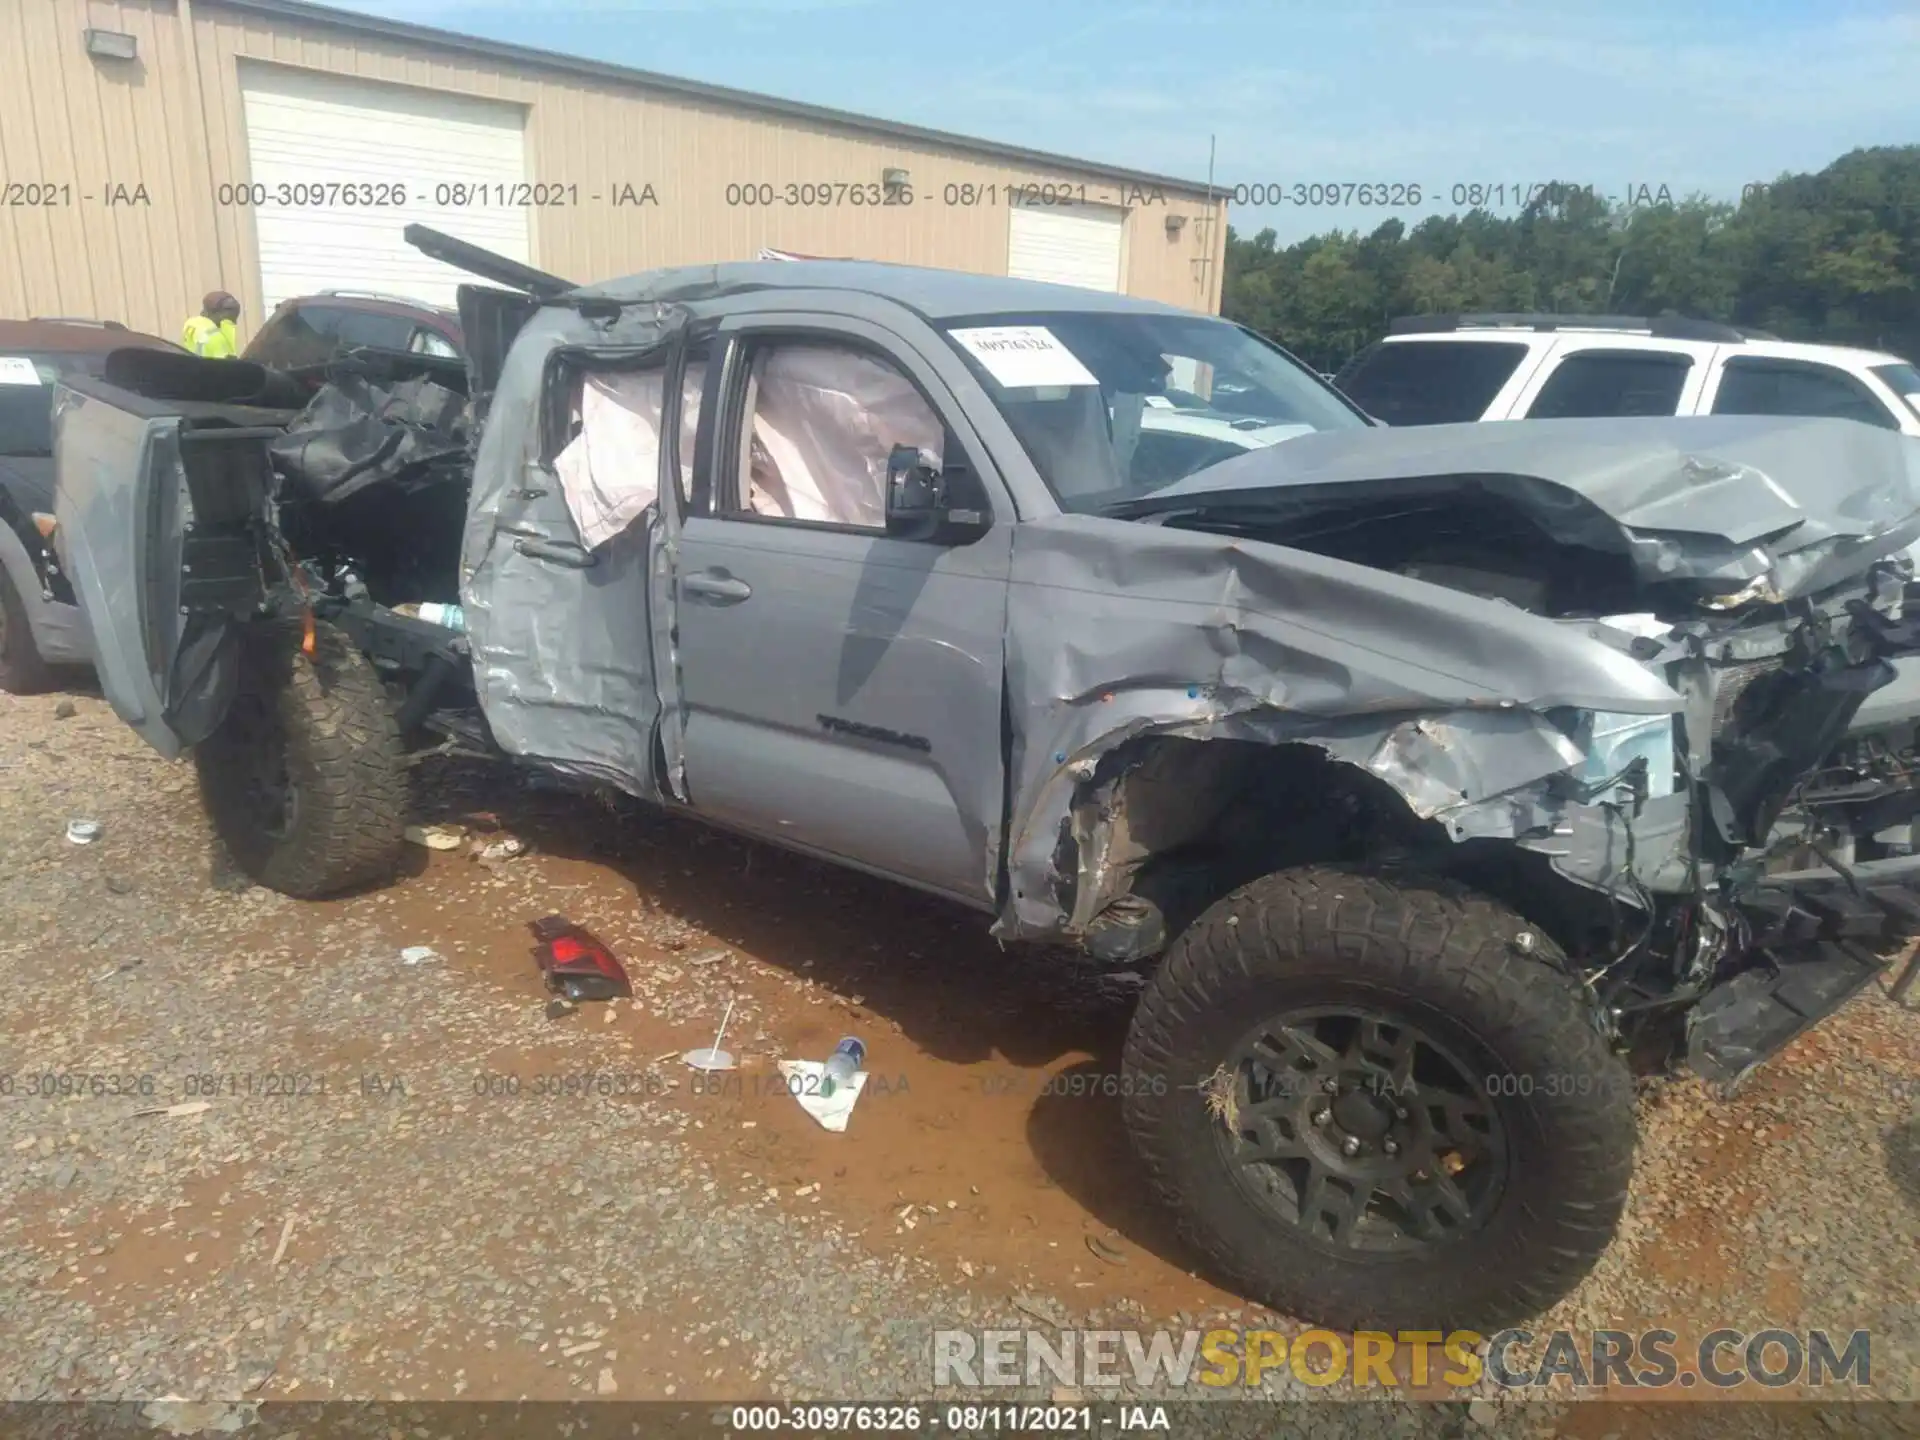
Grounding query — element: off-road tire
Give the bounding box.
[1121,865,1636,1332]
[0,566,55,695]
[195,621,406,898]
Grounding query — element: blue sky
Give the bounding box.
[333,0,1920,242]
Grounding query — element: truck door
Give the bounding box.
[657,313,1015,907]
[457,291,689,796]
[51,375,275,759]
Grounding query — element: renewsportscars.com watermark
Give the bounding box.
[933,1327,1873,1392]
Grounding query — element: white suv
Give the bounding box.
[1334,314,1920,435]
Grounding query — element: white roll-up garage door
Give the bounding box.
[1007,202,1125,292]
[239,64,531,312]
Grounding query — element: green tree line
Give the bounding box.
[1221,146,1920,373]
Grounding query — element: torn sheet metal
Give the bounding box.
[993,514,1687,941]
[1360,712,1584,817]
[1123,413,1920,599]
[458,301,686,793]
[1518,791,1695,892]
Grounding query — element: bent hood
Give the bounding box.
[1120,414,1920,599]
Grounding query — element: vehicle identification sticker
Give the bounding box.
[0,357,43,386]
[948,326,1097,388]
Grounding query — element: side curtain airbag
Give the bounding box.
[552,363,704,550]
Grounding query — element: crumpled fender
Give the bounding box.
[991,515,1682,941]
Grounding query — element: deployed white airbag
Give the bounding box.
[554,364,704,550]
[744,346,943,526]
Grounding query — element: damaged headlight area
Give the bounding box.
[1565,709,1678,800]
[1029,560,1920,1092]
[1702,571,1787,611]
[1500,570,1920,1084]
[996,418,1920,1095]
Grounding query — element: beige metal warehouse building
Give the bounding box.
[1,0,1229,343]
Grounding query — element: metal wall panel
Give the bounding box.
[1,0,1228,341]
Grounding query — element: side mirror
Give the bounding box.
[886,443,943,520]
[885,441,990,543]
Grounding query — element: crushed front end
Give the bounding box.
[1529,558,1920,1088]
[999,415,1920,1090]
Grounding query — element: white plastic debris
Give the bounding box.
[400,945,442,966]
[404,824,465,851]
[66,818,102,845]
[683,996,736,1071]
[777,1059,868,1133]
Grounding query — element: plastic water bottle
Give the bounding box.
[820,1036,866,1096]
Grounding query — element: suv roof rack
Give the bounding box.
[316,288,445,308]
[30,317,127,329]
[1389,312,1759,343]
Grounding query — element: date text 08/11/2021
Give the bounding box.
[208,181,658,208]
[1220,181,1679,208]
[726,1403,1153,1434]
[718,180,1164,208]
[3,178,1685,212]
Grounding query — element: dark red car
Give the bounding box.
[242,290,465,371]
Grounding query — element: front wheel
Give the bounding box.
[195,622,407,898]
[1121,866,1636,1332]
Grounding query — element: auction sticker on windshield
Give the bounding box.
[0,357,43,386]
[949,326,1097,388]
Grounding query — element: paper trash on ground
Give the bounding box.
[947,327,1097,388]
[404,824,466,851]
[776,1059,869,1132]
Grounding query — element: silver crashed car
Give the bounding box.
[46,226,1920,1333]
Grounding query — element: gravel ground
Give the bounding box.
[0,686,1916,1437]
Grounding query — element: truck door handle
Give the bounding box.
[683,570,752,603]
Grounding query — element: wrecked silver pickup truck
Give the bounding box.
[47,227,1920,1333]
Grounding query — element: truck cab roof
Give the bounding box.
[572,260,1200,322]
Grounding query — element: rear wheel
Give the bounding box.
[0,566,55,695]
[1121,865,1636,1332]
[195,621,406,897]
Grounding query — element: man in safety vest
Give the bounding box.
[181,291,241,358]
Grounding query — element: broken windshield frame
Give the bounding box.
[938,310,1368,514]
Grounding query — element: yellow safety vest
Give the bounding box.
[181,314,239,358]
